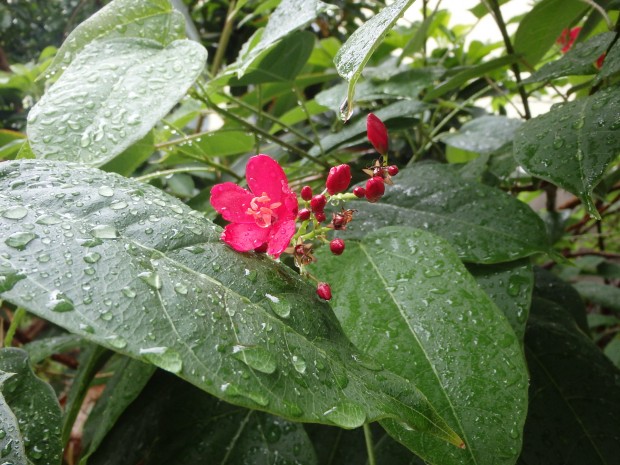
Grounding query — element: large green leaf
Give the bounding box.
[513,85,620,219]
[0,348,63,465]
[314,227,528,465]
[88,371,318,465]
[519,297,620,464]
[342,164,549,263]
[513,0,589,67]
[46,0,186,77]
[334,0,415,119]
[28,38,207,166]
[0,160,460,446]
[438,116,523,155]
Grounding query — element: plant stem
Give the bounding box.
[294,85,325,156]
[210,0,237,75]
[4,307,26,347]
[363,423,376,465]
[485,0,531,119]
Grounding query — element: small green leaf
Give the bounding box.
[334,0,415,120]
[100,131,155,177]
[315,227,528,465]
[28,38,207,166]
[438,116,523,154]
[0,348,63,465]
[23,334,85,364]
[343,164,549,263]
[0,160,460,445]
[513,85,620,219]
[573,281,620,311]
[520,298,620,465]
[46,0,186,77]
[525,32,614,83]
[513,0,589,67]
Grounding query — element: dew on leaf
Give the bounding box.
[265,294,291,318]
[121,286,136,298]
[0,269,26,292]
[323,401,366,429]
[292,355,307,374]
[231,344,277,374]
[1,206,28,220]
[90,224,118,239]
[139,346,183,373]
[47,290,75,313]
[5,232,38,250]
[174,283,188,295]
[106,335,127,349]
[138,271,162,290]
[83,252,101,264]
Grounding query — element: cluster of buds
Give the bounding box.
[294,113,398,300]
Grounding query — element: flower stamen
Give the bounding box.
[246,192,281,228]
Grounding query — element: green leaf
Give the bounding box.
[80,356,156,463]
[375,433,425,465]
[513,85,620,219]
[0,159,460,446]
[100,131,155,177]
[469,0,510,19]
[23,334,85,364]
[604,335,620,369]
[343,164,549,263]
[0,348,62,465]
[171,130,255,160]
[525,32,614,83]
[513,0,589,67]
[596,35,620,82]
[573,281,620,311]
[314,227,528,465]
[28,38,207,166]
[334,0,415,120]
[438,116,523,154]
[519,297,620,465]
[467,259,534,342]
[305,425,368,465]
[46,0,186,77]
[88,371,318,465]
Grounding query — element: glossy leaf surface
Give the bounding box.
[315,227,528,465]
[0,160,459,445]
[334,0,415,119]
[513,85,620,218]
[28,38,207,166]
[47,0,186,77]
[0,348,62,465]
[343,164,549,263]
[519,297,620,464]
[438,116,522,154]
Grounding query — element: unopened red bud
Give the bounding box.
[353,186,366,198]
[298,208,311,221]
[310,194,327,213]
[367,113,389,156]
[315,211,326,223]
[300,185,313,201]
[365,176,385,203]
[326,164,352,195]
[387,165,399,176]
[330,238,345,255]
[316,282,332,300]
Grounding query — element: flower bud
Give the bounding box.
[316,282,332,300]
[298,208,311,221]
[387,165,399,176]
[330,238,345,255]
[365,176,385,203]
[367,113,389,156]
[314,211,326,223]
[326,164,352,195]
[310,194,327,213]
[300,186,313,201]
[353,186,366,198]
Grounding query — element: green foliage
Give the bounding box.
[0,0,619,464]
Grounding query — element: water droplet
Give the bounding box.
[265,294,291,318]
[323,401,366,428]
[106,334,127,349]
[35,214,62,225]
[232,344,277,374]
[5,231,37,250]
[244,269,258,282]
[121,286,136,298]
[83,252,101,264]
[351,353,382,371]
[138,271,162,290]
[174,283,188,295]
[98,186,114,197]
[2,206,28,220]
[292,355,307,374]
[139,347,183,373]
[90,224,118,239]
[0,269,26,292]
[572,116,585,129]
[47,290,75,313]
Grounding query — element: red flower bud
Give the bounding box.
[365,176,385,203]
[353,186,366,198]
[326,164,352,195]
[314,211,326,223]
[310,194,327,213]
[330,238,345,255]
[316,282,332,300]
[387,165,399,176]
[300,185,313,201]
[367,113,389,156]
[298,208,311,221]
[596,52,606,69]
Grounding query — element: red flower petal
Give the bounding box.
[246,155,289,203]
[267,220,296,258]
[210,182,255,223]
[221,222,270,252]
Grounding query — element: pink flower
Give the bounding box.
[210,155,298,258]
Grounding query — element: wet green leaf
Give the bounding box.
[438,116,523,154]
[0,348,62,465]
[0,159,460,446]
[28,38,207,166]
[305,424,367,465]
[334,0,415,119]
[100,131,155,177]
[596,36,620,82]
[343,164,549,263]
[513,85,620,219]
[46,0,186,77]
[519,297,620,465]
[23,334,85,364]
[573,281,620,311]
[314,227,528,465]
[87,371,318,465]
